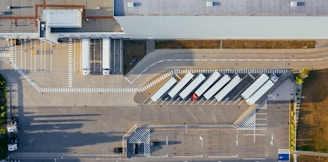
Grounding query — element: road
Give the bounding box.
[125,42,328,87]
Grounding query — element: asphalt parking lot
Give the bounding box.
[124,100,290,161]
[139,69,289,107]
[0,38,295,161]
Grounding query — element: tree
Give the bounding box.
[296,75,304,85]
[299,68,309,79]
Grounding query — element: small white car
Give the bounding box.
[8,144,17,152]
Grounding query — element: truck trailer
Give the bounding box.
[241,74,269,99]
[102,38,111,75]
[246,80,274,105]
[203,74,231,100]
[168,72,194,98]
[194,71,221,97]
[179,74,206,100]
[151,77,177,102]
[214,75,242,101]
[81,39,90,75]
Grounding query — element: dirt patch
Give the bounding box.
[222,40,315,49]
[297,69,328,152]
[123,40,146,75]
[297,155,328,162]
[155,40,315,49]
[156,40,221,49]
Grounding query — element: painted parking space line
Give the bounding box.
[226,100,233,105]
[242,158,266,160]
[221,98,229,105]
[208,154,238,158]
[172,98,179,105]
[165,99,172,105]
[196,97,203,105]
[233,97,241,105]
[184,99,191,105]
[209,99,216,105]
[243,134,266,136]
[238,100,245,105]
[177,99,183,105]
[201,100,208,105]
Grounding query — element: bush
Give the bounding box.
[0,128,5,135]
[0,106,5,111]
[0,112,5,118]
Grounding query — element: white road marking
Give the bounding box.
[233,97,241,105]
[243,134,266,136]
[208,154,238,158]
[242,158,266,160]
[221,98,229,105]
[256,123,267,126]
[196,97,203,104]
[173,155,203,158]
[172,99,179,105]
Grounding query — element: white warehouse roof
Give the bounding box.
[115,16,328,39]
[43,9,82,28]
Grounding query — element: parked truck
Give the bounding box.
[82,39,90,75]
[102,38,111,75]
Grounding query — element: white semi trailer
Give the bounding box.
[168,72,194,98]
[151,77,177,102]
[246,80,274,105]
[102,38,111,75]
[179,74,206,100]
[214,75,242,101]
[203,74,231,100]
[194,71,221,97]
[81,38,90,75]
[241,74,269,100]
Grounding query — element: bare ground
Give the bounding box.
[297,69,328,152]
[155,40,315,49]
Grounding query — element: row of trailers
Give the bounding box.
[81,38,111,76]
[150,71,278,105]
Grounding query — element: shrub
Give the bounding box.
[0,128,5,135]
[0,112,5,118]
